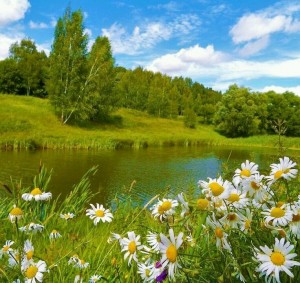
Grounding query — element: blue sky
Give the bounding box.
[0,0,300,94]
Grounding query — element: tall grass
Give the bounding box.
[2,94,300,150]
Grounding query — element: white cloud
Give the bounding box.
[0,33,23,59]
[238,35,269,57]
[260,85,300,96]
[84,28,92,37]
[0,0,30,27]
[29,20,48,29]
[102,14,200,55]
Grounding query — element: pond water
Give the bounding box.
[0,146,297,204]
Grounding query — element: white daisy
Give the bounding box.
[254,237,300,283]
[74,258,89,269]
[60,212,75,220]
[89,274,102,283]
[151,198,178,221]
[23,260,47,283]
[20,223,44,233]
[199,176,232,200]
[159,228,184,280]
[121,231,143,265]
[49,229,62,239]
[262,204,293,227]
[9,205,23,223]
[22,240,34,270]
[138,262,155,282]
[86,203,113,225]
[146,231,160,252]
[196,198,211,211]
[177,192,190,217]
[22,187,52,202]
[0,240,14,258]
[239,208,253,234]
[220,211,242,229]
[233,160,259,186]
[225,187,249,209]
[266,157,298,184]
[289,203,300,239]
[242,174,270,202]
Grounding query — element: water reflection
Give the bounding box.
[0,146,297,204]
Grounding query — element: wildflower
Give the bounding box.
[19,222,44,233]
[196,198,210,210]
[22,240,34,270]
[49,229,62,239]
[146,231,160,252]
[9,205,23,222]
[159,228,183,279]
[206,214,231,252]
[288,202,300,239]
[220,211,242,229]
[239,208,253,234]
[89,275,102,283]
[8,251,20,267]
[199,176,232,200]
[60,212,75,220]
[242,174,269,202]
[68,254,80,265]
[138,262,154,282]
[266,157,298,184]
[225,188,249,209]
[177,192,190,217]
[151,198,178,221]
[22,187,52,201]
[121,231,143,265]
[254,238,300,283]
[74,258,89,269]
[0,240,14,258]
[233,160,259,186]
[108,232,122,244]
[86,203,113,225]
[262,204,293,227]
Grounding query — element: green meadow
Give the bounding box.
[1,94,300,151]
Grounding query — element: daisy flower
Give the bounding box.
[121,231,143,265]
[266,157,298,184]
[220,211,242,229]
[138,262,155,282]
[196,198,211,210]
[206,214,231,252]
[49,229,62,239]
[9,205,23,223]
[22,240,34,270]
[20,223,44,233]
[86,203,113,225]
[225,188,249,209]
[23,260,47,283]
[89,274,102,283]
[242,174,270,202]
[262,204,293,227]
[74,258,89,269]
[289,202,300,239]
[159,228,184,280]
[8,251,20,267]
[146,231,160,252]
[151,198,178,221]
[232,160,259,186]
[108,232,122,244]
[239,208,253,234]
[60,212,75,220]
[0,240,14,258]
[199,176,232,200]
[177,192,190,217]
[254,238,300,283]
[22,187,52,201]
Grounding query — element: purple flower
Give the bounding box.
[156,269,167,282]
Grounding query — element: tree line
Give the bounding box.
[0,8,299,137]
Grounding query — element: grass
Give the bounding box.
[1,93,300,150]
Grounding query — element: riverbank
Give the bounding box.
[1,94,300,150]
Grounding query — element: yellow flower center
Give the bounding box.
[161,201,172,211]
[30,188,42,195]
[227,213,237,221]
[145,269,151,277]
[166,244,177,263]
[270,207,285,218]
[240,169,251,177]
[128,241,136,254]
[10,207,23,216]
[2,246,9,252]
[25,266,38,279]
[227,193,240,202]
[276,201,285,208]
[52,229,57,234]
[245,219,251,229]
[209,182,224,196]
[26,250,34,260]
[274,170,283,179]
[292,214,300,222]
[250,181,260,190]
[197,198,209,210]
[215,227,223,238]
[95,209,105,217]
[270,252,285,266]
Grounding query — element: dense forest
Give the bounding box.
[0,8,300,138]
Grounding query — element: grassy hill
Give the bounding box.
[1,94,300,150]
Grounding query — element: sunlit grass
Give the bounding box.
[2,94,300,150]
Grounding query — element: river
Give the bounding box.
[0,146,295,204]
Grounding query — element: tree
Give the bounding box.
[47,8,88,123]
[215,84,260,137]
[9,39,47,96]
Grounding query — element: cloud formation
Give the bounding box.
[0,0,30,27]
[29,20,48,29]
